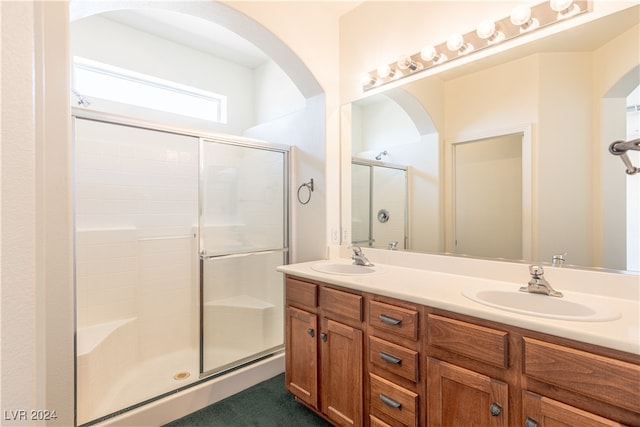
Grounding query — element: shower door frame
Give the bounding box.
[71,108,291,423]
[197,137,290,378]
[351,158,409,249]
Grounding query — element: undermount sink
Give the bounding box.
[462,288,621,322]
[311,262,381,276]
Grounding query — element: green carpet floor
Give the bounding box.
[164,373,333,426]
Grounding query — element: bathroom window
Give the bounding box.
[72,57,227,123]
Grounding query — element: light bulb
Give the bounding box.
[476,20,505,44]
[447,34,464,51]
[360,72,376,87]
[397,54,423,72]
[377,64,395,79]
[447,33,473,55]
[510,5,538,32]
[420,45,447,64]
[550,0,580,18]
[420,45,437,61]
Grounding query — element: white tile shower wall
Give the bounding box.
[74,119,199,359]
[137,236,198,361]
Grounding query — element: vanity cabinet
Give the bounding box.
[285,276,364,427]
[284,274,640,427]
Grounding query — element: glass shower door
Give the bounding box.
[200,138,288,374]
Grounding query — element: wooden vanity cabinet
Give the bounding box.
[285,276,364,427]
[285,274,640,427]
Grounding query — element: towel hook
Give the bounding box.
[297,179,314,205]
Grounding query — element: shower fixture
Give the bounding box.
[72,89,91,107]
[375,150,388,160]
[609,138,640,175]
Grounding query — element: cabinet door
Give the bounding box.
[285,306,318,408]
[522,391,625,427]
[321,318,363,427]
[427,357,509,427]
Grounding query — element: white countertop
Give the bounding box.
[278,259,640,355]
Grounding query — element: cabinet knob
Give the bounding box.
[524,417,539,427]
[489,402,502,416]
[307,328,314,337]
[320,332,328,342]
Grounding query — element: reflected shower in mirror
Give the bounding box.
[352,159,408,250]
[346,5,640,272]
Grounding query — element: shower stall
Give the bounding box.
[73,113,288,425]
[351,160,408,250]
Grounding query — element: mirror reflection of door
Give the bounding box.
[454,134,523,260]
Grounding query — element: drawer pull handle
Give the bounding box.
[320,332,328,342]
[379,314,402,326]
[489,402,502,417]
[524,417,538,427]
[380,351,402,366]
[307,328,314,337]
[379,393,402,410]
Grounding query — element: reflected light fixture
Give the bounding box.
[476,20,505,44]
[510,5,539,32]
[397,54,423,72]
[550,0,580,19]
[420,45,447,64]
[447,33,474,55]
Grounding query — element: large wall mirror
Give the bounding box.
[344,5,639,273]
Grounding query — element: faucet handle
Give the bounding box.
[529,264,544,278]
[351,245,363,255]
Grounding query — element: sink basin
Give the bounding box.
[462,288,621,322]
[311,262,381,276]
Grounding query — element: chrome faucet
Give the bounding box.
[388,241,399,250]
[351,246,374,266]
[551,252,567,267]
[519,265,563,297]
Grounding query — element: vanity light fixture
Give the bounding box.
[397,54,423,72]
[550,0,580,19]
[510,5,540,32]
[476,20,505,45]
[447,33,474,55]
[360,0,589,91]
[420,45,447,64]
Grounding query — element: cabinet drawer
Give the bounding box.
[524,337,640,413]
[319,286,362,322]
[369,336,419,383]
[370,373,418,427]
[286,277,317,310]
[369,301,418,340]
[427,314,509,368]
